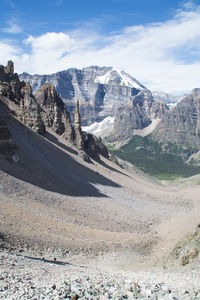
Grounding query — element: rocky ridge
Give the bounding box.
[0,61,109,161]
[0,61,45,134]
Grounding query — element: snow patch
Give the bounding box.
[82,116,114,138]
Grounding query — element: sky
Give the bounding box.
[0,0,200,94]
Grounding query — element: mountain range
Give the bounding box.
[20,66,147,126]
[20,65,200,171]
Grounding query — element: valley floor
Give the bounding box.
[0,114,200,299]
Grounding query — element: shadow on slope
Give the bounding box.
[0,110,121,197]
[43,131,77,155]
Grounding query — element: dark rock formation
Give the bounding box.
[0,61,45,134]
[0,60,25,103]
[82,132,109,160]
[20,83,45,134]
[113,90,168,141]
[36,84,65,135]
[20,66,147,125]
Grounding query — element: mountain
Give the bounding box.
[151,88,200,153]
[18,62,200,175]
[152,91,188,109]
[108,90,169,144]
[19,66,147,125]
[0,61,109,162]
[112,89,200,178]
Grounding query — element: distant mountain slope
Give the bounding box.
[110,90,168,143]
[111,89,200,178]
[20,66,147,125]
[152,88,200,150]
[152,91,188,108]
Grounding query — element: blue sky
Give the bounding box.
[0,0,200,93]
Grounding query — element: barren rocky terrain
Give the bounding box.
[0,107,200,298]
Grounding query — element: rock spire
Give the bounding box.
[74,100,84,150]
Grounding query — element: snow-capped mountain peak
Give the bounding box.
[94,67,146,90]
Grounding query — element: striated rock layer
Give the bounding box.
[20,66,147,125]
[113,90,168,142]
[0,61,45,134]
[151,88,200,149]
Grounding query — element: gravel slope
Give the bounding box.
[0,110,200,299]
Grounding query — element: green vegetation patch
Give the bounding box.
[112,135,200,179]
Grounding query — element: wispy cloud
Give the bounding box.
[2,18,23,34]
[1,1,200,93]
[53,0,64,6]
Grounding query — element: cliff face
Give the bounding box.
[151,89,200,149]
[20,66,147,125]
[113,90,168,142]
[35,83,73,138]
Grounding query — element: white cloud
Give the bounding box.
[2,18,23,34]
[1,2,200,93]
[0,41,21,65]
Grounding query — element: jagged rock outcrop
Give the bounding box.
[35,83,74,140]
[74,100,84,150]
[0,61,45,134]
[151,89,200,150]
[1,61,110,162]
[0,60,25,103]
[20,66,147,125]
[82,132,109,160]
[20,83,45,134]
[73,100,108,159]
[35,84,65,133]
[112,90,168,142]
